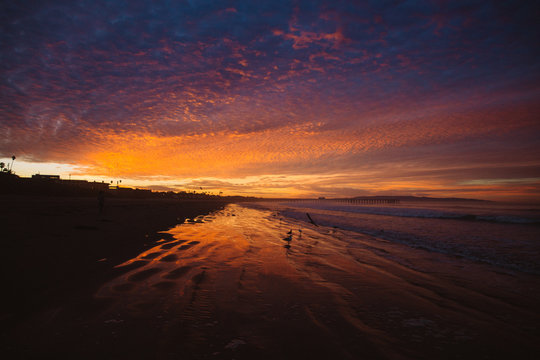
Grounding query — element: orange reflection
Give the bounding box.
[95,202,540,358]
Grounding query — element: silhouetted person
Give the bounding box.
[98,191,105,214]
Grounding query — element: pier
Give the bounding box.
[282,198,400,204]
[335,198,400,204]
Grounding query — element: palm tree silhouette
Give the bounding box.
[10,155,16,172]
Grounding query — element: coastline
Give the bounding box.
[1,194,229,355]
[3,197,539,359]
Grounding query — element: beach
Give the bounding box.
[1,195,229,357]
[2,198,540,359]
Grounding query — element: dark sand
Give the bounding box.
[0,195,228,358]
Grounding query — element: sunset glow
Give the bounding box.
[1,1,539,200]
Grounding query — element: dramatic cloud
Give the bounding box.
[1,1,539,200]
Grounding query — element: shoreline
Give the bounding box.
[1,195,229,351]
[3,197,539,358]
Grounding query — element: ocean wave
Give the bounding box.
[278,202,540,225]
[275,207,540,275]
[246,202,540,276]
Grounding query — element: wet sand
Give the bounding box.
[3,201,540,359]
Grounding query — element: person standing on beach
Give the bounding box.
[98,191,105,214]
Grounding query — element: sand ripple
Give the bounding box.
[95,204,540,359]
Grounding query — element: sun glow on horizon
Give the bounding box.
[5,156,540,202]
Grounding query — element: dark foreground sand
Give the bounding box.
[1,195,228,358]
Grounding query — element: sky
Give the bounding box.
[1,0,539,200]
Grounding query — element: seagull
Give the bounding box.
[306,213,317,226]
[287,229,293,235]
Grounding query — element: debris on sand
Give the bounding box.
[225,338,246,350]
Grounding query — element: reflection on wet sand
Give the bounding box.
[96,204,540,359]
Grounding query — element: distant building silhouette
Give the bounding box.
[1,173,255,201]
[32,174,60,180]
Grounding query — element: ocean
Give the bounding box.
[251,199,540,275]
